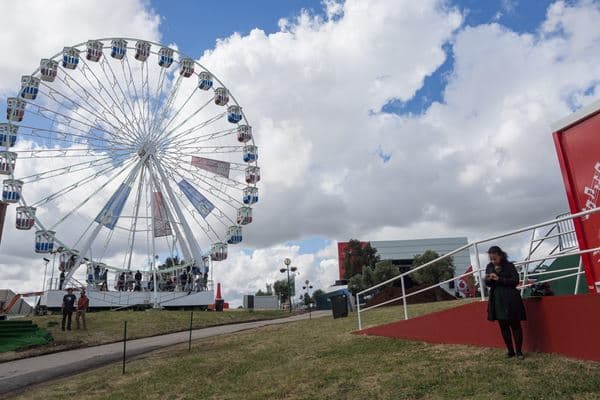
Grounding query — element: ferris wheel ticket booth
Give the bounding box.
[1,38,260,310]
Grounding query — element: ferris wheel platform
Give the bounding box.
[41,289,215,310]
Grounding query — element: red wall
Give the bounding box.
[357,294,600,362]
[553,110,600,292]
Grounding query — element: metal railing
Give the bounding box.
[356,207,600,330]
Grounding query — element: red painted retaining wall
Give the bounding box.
[357,294,600,361]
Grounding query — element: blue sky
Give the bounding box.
[149,0,559,255]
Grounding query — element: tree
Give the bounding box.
[255,283,273,296]
[412,250,455,289]
[347,260,400,294]
[302,293,311,306]
[311,289,325,303]
[343,239,380,279]
[273,279,290,302]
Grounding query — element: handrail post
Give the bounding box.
[356,293,362,330]
[473,243,485,301]
[401,276,408,320]
[574,257,583,295]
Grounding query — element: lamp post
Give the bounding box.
[302,279,314,320]
[280,258,297,313]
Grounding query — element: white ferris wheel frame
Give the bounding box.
[6,37,258,285]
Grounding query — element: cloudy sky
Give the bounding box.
[1,0,599,305]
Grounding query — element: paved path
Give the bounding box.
[0,311,329,396]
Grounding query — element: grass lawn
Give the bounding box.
[13,300,600,400]
[0,309,288,362]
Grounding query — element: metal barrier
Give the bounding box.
[356,207,600,330]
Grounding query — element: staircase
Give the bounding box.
[0,320,53,352]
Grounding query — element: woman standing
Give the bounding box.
[485,246,527,359]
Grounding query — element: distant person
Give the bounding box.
[59,270,65,290]
[203,272,208,290]
[148,274,154,291]
[117,273,125,291]
[127,271,134,291]
[485,246,526,360]
[134,270,142,291]
[76,290,89,330]
[61,288,77,331]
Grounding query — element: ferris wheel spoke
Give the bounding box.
[80,58,145,144]
[95,57,147,142]
[171,127,238,146]
[74,61,144,143]
[162,153,247,191]
[122,55,148,133]
[17,124,128,150]
[24,100,133,147]
[123,165,146,270]
[160,160,237,229]
[152,159,210,261]
[38,80,132,141]
[156,95,212,144]
[19,155,120,183]
[53,69,141,145]
[162,159,243,210]
[160,111,227,148]
[148,74,183,141]
[32,155,136,208]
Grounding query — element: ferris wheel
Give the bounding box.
[1,38,260,286]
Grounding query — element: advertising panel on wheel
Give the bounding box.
[553,101,600,293]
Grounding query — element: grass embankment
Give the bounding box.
[14,300,600,400]
[0,309,288,362]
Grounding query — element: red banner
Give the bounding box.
[191,156,230,178]
[152,191,172,238]
[553,106,600,293]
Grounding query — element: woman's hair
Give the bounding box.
[487,245,508,261]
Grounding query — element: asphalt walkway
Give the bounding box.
[0,310,329,396]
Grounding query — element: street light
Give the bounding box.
[280,258,297,313]
[302,279,314,320]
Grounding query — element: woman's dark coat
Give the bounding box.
[485,261,526,321]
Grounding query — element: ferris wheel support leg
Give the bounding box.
[153,160,204,263]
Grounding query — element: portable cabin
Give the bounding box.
[62,47,80,69]
[40,59,58,82]
[135,40,151,61]
[179,57,194,77]
[35,230,56,254]
[2,179,23,203]
[243,186,258,205]
[0,123,18,147]
[0,151,17,175]
[20,75,40,100]
[15,206,35,230]
[245,166,260,184]
[211,242,228,261]
[6,98,26,122]
[158,47,174,68]
[198,71,213,90]
[227,105,242,123]
[226,225,243,244]
[86,40,103,62]
[243,145,258,163]
[110,39,127,60]
[237,207,253,225]
[237,125,253,143]
[214,87,229,106]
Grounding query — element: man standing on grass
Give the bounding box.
[76,290,89,330]
[61,288,76,331]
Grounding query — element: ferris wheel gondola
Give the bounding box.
[2,37,260,291]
